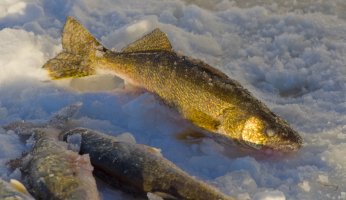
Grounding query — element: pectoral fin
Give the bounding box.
[185,109,220,132]
[10,179,30,195]
[122,28,173,53]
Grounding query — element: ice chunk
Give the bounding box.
[0,28,59,84]
[66,134,82,153]
[253,190,286,200]
[0,1,27,19]
[8,168,22,180]
[214,170,257,196]
[317,174,329,184]
[298,180,311,192]
[147,192,164,200]
[115,132,136,144]
[0,133,26,158]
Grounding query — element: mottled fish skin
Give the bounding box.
[63,128,235,200]
[22,128,100,200]
[43,17,303,152]
[0,178,34,200]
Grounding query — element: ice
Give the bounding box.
[147,193,164,200]
[66,134,82,152]
[0,132,26,159]
[115,132,136,144]
[0,28,59,85]
[253,190,285,200]
[0,1,27,19]
[0,131,27,179]
[0,0,346,199]
[298,180,311,192]
[214,170,257,198]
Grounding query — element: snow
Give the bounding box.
[253,190,285,200]
[0,1,27,19]
[66,133,82,152]
[0,0,346,199]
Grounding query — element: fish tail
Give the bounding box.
[43,16,104,79]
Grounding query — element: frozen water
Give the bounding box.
[0,0,346,199]
[253,190,285,200]
[66,133,82,152]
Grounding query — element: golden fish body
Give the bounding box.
[44,17,302,152]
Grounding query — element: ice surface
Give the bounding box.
[0,0,346,199]
[0,130,27,180]
[253,190,285,200]
[147,193,164,200]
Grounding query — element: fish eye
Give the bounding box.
[265,128,276,137]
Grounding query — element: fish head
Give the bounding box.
[238,114,303,153]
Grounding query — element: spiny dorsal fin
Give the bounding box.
[122,28,173,53]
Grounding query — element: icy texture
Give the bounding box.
[115,132,137,144]
[0,130,27,179]
[0,0,346,200]
[147,193,164,200]
[66,133,82,152]
[253,190,285,200]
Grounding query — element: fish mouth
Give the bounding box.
[264,139,302,153]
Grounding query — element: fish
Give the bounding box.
[62,128,235,200]
[0,178,34,200]
[4,103,101,200]
[43,16,303,152]
[21,128,100,200]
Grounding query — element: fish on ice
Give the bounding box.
[63,127,235,200]
[43,17,303,152]
[21,128,100,200]
[4,103,100,200]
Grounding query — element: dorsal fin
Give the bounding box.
[122,28,173,53]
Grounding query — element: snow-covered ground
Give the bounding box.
[1,0,346,199]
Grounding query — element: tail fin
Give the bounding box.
[43,17,104,79]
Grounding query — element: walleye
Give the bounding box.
[0,178,34,200]
[43,17,303,152]
[63,128,235,200]
[5,103,100,200]
[21,128,100,200]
